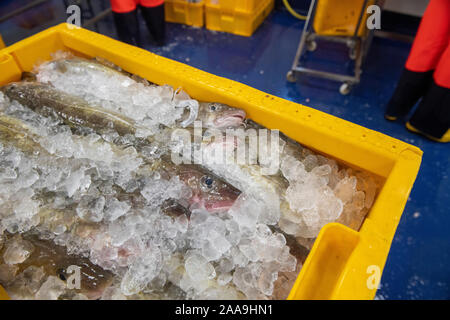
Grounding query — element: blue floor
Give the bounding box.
[1,3,449,300]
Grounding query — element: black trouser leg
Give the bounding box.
[385,68,434,119]
[112,10,141,47]
[409,80,450,139]
[140,4,166,46]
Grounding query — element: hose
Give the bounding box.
[282,0,307,20]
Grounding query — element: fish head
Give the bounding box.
[197,102,246,129]
[0,82,22,98]
[12,233,114,300]
[0,82,44,103]
[177,165,241,213]
[55,258,113,300]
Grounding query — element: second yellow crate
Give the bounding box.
[165,0,205,27]
[205,0,274,37]
[205,0,260,13]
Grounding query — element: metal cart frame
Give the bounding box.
[286,0,377,95]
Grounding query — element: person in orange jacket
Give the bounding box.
[385,0,449,143]
[110,0,165,47]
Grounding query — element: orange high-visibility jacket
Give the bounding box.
[406,0,450,88]
[110,0,164,13]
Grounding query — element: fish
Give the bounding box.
[0,112,141,176]
[0,87,241,213]
[48,56,156,86]
[1,82,137,137]
[39,57,246,129]
[0,115,47,155]
[0,232,114,300]
[37,56,198,128]
[190,102,246,129]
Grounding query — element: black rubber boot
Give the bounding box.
[385,68,434,120]
[408,81,450,140]
[140,4,166,46]
[112,10,141,47]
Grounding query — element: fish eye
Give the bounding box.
[210,104,222,112]
[201,176,214,188]
[57,268,67,281]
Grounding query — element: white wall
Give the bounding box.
[384,0,429,17]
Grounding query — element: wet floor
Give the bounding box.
[0,1,449,300]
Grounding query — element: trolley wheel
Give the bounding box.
[286,70,297,83]
[306,40,317,52]
[339,82,352,95]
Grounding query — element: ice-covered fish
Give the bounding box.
[0,115,46,156]
[1,82,136,137]
[0,87,241,213]
[57,58,246,129]
[45,56,155,86]
[0,232,114,300]
[36,56,199,128]
[189,119,346,238]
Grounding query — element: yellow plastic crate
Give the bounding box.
[313,0,375,37]
[165,0,205,27]
[205,0,274,37]
[0,24,422,300]
[205,0,260,13]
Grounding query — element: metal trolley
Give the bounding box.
[286,0,377,95]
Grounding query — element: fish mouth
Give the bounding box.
[189,196,238,213]
[203,187,241,213]
[213,110,246,128]
[204,199,238,213]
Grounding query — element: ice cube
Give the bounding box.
[185,253,216,282]
[217,273,232,286]
[120,248,162,295]
[3,236,34,265]
[76,195,106,222]
[104,198,130,222]
[101,286,127,300]
[334,176,357,203]
[0,264,19,285]
[35,276,67,300]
